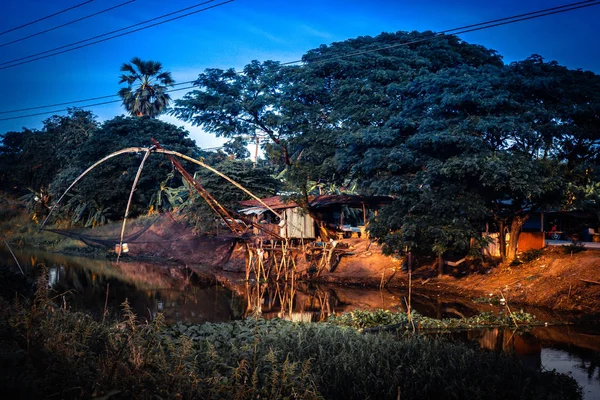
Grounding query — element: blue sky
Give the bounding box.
[0,0,598,149]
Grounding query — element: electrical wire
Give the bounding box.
[0,80,197,114]
[0,0,94,37]
[1,0,598,120]
[0,0,136,49]
[0,0,230,69]
[0,86,196,121]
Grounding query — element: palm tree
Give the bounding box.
[118,57,175,118]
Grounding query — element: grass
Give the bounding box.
[0,212,80,252]
[0,275,582,400]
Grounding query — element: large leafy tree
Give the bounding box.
[353,56,598,262]
[118,57,175,118]
[176,31,600,264]
[285,34,600,264]
[170,60,329,168]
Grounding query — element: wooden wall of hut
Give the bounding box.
[517,232,545,251]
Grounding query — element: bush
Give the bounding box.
[520,249,544,262]
[563,240,586,254]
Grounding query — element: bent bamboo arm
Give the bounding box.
[40,147,147,230]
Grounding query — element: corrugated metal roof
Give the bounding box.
[239,196,301,210]
[239,194,394,210]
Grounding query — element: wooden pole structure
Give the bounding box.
[40,147,148,231]
[253,135,259,168]
[362,202,367,225]
[117,148,152,261]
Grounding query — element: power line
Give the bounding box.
[1,0,599,120]
[0,86,196,122]
[0,80,197,114]
[0,0,94,37]
[0,0,231,70]
[0,0,136,49]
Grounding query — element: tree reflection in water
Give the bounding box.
[242,281,341,322]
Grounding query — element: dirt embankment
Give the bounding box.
[441,247,600,314]
[8,209,599,316]
[311,239,600,315]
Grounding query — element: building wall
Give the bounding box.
[517,232,545,251]
[482,231,545,257]
[280,208,316,239]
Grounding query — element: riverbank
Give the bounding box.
[1,242,597,399]
[3,214,599,316]
[300,238,600,316]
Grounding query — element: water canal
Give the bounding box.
[1,247,599,399]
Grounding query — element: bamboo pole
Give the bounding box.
[245,244,252,281]
[117,148,152,262]
[41,146,283,231]
[499,290,519,329]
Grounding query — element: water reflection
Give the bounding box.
[449,326,600,400]
[238,282,342,322]
[1,248,243,324]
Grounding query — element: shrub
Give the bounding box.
[521,249,544,262]
[563,240,586,254]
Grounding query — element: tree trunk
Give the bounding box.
[506,215,529,263]
[437,254,444,277]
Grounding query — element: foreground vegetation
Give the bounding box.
[0,272,582,400]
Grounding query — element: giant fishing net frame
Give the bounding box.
[39,142,284,264]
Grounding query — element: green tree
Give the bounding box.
[0,109,98,195]
[170,32,543,261]
[284,36,599,263]
[118,57,175,118]
[170,60,325,167]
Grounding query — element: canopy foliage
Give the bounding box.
[171,31,600,262]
